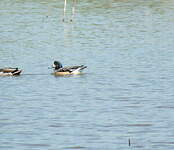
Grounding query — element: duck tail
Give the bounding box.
[79,65,87,70]
[12,70,22,76]
[71,65,87,74]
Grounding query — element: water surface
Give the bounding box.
[1,0,174,149]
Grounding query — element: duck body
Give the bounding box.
[0,68,22,76]
[52,61,87,76]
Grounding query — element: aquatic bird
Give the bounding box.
[52,61,87,76]
[0,68,22,76]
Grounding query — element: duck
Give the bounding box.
[0,68,22,76]
[52,61,87,76]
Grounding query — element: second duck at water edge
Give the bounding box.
[0,68,22,76]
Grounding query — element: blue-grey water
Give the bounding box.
[1,0,174,149]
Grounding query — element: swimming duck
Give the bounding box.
[0,68,22,76]
[52,61,87,76]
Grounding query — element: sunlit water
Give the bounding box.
[1,0,174,149]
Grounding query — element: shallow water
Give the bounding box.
[1,0,174,149]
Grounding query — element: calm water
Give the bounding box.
[1,0,174,149]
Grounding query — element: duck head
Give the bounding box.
[52,61,63,70]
